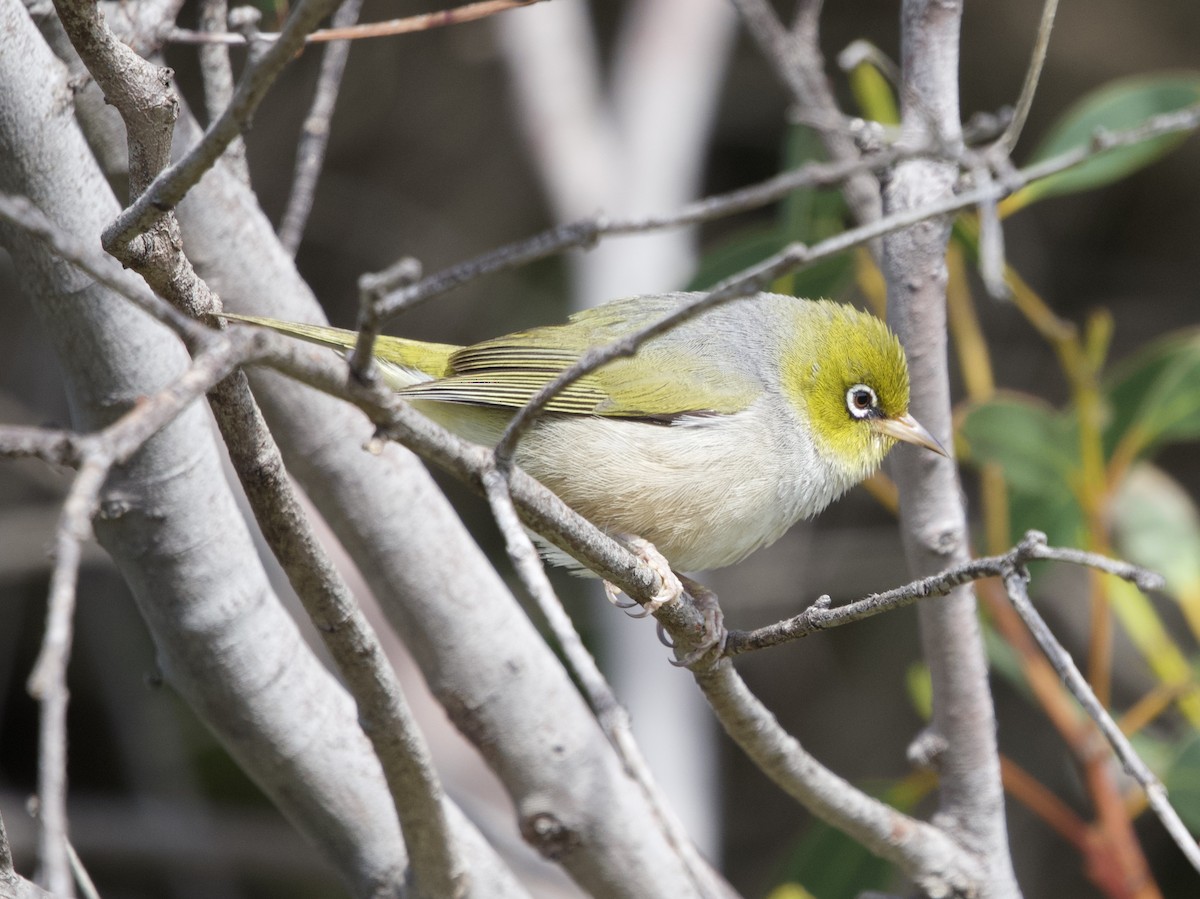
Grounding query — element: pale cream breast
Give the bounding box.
[511,396,855,572]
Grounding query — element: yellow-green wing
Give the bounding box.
[224,299,764,418]
[402,296,762,419]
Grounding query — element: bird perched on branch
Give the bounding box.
[225,292,944,644]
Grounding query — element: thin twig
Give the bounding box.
[730,0,850,135]
[0,193,208,347]
[0,426,84,467]
[726,528,1196,874]
[731,0,886,242]
[102,0,344,250]
[788,0,824,45]
[479,464,726,897]
[370,101,1200,331]
[1000,549,1200,874]
[65,840,100,899]
[278,0,364,255]
[199,0,235,121]
[164,0,546,46]
[973,164,1009,299]
[198,0,250,184]
[483,104,1200,462]
[208,369,467,899]
[999,0,1060,154]
[27,455,111,897]
[724,530,1165,654]
[351,257,423,384]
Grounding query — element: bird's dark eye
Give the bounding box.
[846,384,878,420]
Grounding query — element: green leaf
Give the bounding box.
[1103,329,1200,460]
[688,226,788,291]
[687,225,854,298]
[772,774,930,898]
[958,395,1084,546]
[774,817,892,899]
[765,885,817,899]
[906,662,932,721]
[982,622,1033,701]
[690,123,853,298]
[848,59,900,126]
[1009,72,1200,210]
[1112,463,1200,631]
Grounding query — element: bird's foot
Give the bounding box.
[666,575,727,670]
[623,536,684,618]
[602,536,683,618]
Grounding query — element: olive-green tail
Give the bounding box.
[222,311,461,384]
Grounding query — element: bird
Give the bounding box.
[225,291,943,626]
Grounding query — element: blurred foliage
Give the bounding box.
[769,774,935,899]
[760,65,1200,898]
[687,123,856,300]
[1003,73,1200,214]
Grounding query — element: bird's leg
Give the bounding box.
[668,575,727,669]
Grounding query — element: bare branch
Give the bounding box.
[1,10,448,892]
[972,165,1009,299]
[64,841,99,899]
[349,257,423,389]
[999,548,1200,875]
[0,426,82,467]
[724,530,1166,655]
[730,0,885,237]
[368,101,1200,329]
[165,96,707,893]
[198,0,234,122]
[478,465,728,897]
[209,368,470,898]
[198,0,250,184]
[165,0,547,46]
[99,0,344,250]
[693,661,983,896]
[35,18,473,887]
[882,2,1019,895]
[26,455,109,897]
[277,0,364,255]
[0,193,207,346]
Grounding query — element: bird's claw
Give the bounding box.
[668,575,728,670]
[606,536,683,618]
[603,580,640,610]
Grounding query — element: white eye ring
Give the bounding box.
[846,384,877,420]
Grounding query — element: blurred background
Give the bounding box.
[1,0,1198,896]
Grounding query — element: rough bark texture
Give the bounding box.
[0,2,409,894]
[883,1,1021,896]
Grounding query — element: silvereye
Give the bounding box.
[226,292,944,574]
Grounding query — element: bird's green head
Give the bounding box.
[782,302,945,481]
